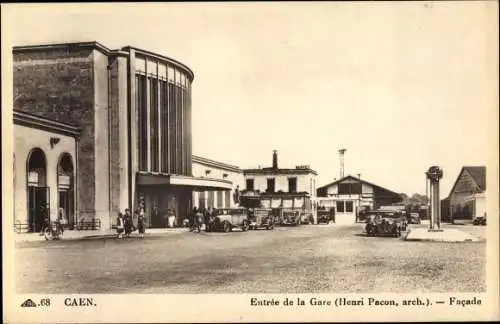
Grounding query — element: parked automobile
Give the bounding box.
[365,211,407,237]
[300,212,314,225]
[208,208,250,232]
[249,208,274,230]
[317,208,335,224]
[407,212,421,224]
[281,210,301,226]
[473,215,486,226]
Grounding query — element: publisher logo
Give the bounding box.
[20,299,37,308]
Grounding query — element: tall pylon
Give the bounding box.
[339,148,346,178]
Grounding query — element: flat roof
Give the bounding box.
[13,41,194,81]
[192,155,242,173]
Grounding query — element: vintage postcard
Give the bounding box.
[2,2,499,323]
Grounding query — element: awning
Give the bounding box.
[136,172,233,191]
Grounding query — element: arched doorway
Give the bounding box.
[26,148,48,232]
[57,153,74,229]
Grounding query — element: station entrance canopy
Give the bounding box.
[136,172,233,191]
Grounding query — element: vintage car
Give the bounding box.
[207,208,250,232]
[365,211,407,237]
[281,210,301,226]
[473,215,487,226]
[249,208,274,230]
[317,207,335,224]
[300,212,315,224]
[407,212,421,224]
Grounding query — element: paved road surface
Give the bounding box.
[15,224,485,293]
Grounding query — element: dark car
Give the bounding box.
[407,212,421,224]
[473,215,486,226]
[207,208,250,232]
[249,208,274,230]
[300,212,314,225]
[365,211,407,237]
[317,208,335,224]
[281,210,301,226]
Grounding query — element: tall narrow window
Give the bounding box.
[149,78,159,172]
[207,191,214,207]
[336,201,345,213]
[186,82,192,175]
[176,78,182,174]
[345,201,353,212]
[288,177,297,193]
[267,178,275,193]
[168,80,176,173]
[217,191,223,208]
[136,74,148,171]
[246,179,254,191]
[160,80,168,173]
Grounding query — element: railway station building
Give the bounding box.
[12,41,236,232]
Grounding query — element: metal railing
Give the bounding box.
[14,222,30,233]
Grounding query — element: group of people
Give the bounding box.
[116,208,146,238]
[188,206,217,232]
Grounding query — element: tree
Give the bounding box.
[399,193,428,211]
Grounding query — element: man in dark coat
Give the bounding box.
[124,208,133,237]
[233,186,240,206]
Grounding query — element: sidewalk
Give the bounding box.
[14,227,189,242]
[403,227,484,242]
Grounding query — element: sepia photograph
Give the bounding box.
[2,2,499,323]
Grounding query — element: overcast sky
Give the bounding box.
[3,2,497,195]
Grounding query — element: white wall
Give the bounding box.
[192,160,244,208]
[244,172,317,196]
[362,183,374,194]
[474,195,487,218]
[14,124,76,228]
[327,184,338,195]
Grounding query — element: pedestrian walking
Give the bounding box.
[137,209,146,238]
[193,208,204,233]
[167,208,176,228]
[189,207,197,232]
[124,208,133,238]
[39,205,49,235]
[116,212,125,239]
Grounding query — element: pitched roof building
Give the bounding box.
[447,166,487,223]
[316,175,402,224]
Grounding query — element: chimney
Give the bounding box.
[272,150,278,169]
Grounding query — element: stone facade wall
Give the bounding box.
[14,47,100,222]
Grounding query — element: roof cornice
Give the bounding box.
[243,168,318,176]
[121,46,194,81]
[447,166,486,198]
[13,41,112,56]
[192,155,242,173]
[317,175,401,198]
[13,110,80,137]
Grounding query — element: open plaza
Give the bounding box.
[15,223,486,294]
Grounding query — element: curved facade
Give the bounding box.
[129,48,193,176]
